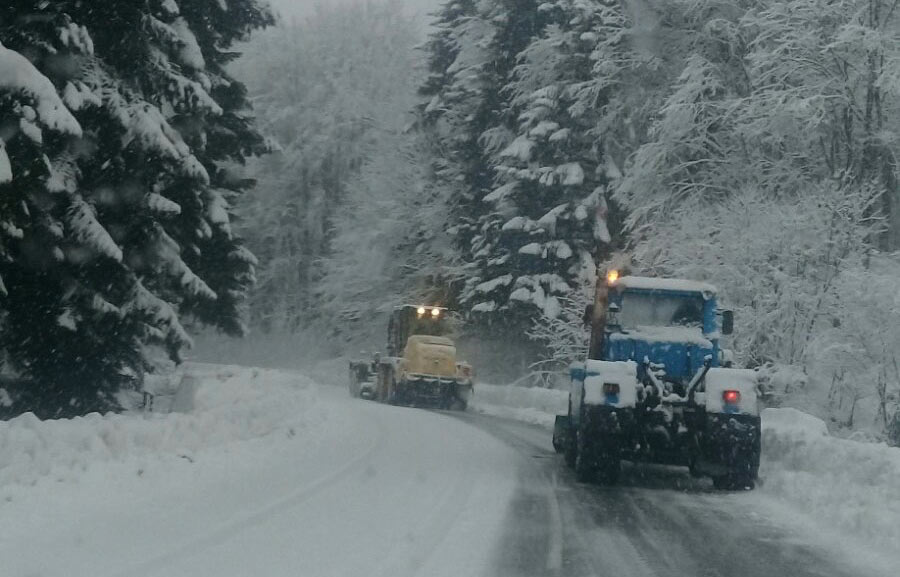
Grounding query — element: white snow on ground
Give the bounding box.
[0,363,518,577]
[0,364,322,488]
[759,407,900,554]
[470,382,568,428]
[4,364,899,576]
[472,383,900,565]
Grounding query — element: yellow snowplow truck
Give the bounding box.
[349,305,474,410]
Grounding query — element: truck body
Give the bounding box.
[349,305,474,410]
[553,273,761,489]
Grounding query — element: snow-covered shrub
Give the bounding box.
[526,282,592,374]
[809,256,900,432]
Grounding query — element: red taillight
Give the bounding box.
[722,390,741,404]
[603,383,620,396]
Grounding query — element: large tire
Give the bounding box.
[574,429,595,483]
[451,385,472,411]
[561,400,577,467]
[387,379,401,405]
[712,474,755,491]
[348,373,359,398]
[376,364,391,402]
[564,434,577,469]
[713,452,759,491]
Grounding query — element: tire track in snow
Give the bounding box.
[114,413,388,577]
[369,445,474,577]
[456,411,885,577]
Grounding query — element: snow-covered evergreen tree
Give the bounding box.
[461,1,625,331]
[419,1,549,327]
[0,1,271,416]
[418,0,500,279]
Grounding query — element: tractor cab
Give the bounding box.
[387,305,453,356]
[558,268,759,489]
[603,276,730,389]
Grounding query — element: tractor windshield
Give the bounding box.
[617,292,704,329]
[409,315,451,337]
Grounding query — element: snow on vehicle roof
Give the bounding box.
[615,276,717,297]
[407,335,454,346]
[609,326,714,347]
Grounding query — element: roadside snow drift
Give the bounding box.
[470,382,568,427]
[0,363,324,490]
[760,407,900,552]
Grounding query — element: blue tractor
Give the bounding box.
[552,270,761,489]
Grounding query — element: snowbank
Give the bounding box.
[0,363,324,489]
[760,407,900,552]
[470,382,568,427]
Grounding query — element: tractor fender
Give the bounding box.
[703,368,759,416]
[582,360,639,409]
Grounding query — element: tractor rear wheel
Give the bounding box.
[564,434,576,468]
[574,429,595,483]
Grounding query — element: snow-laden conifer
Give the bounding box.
[0,1,272,416]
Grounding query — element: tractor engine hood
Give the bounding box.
[607,326,715,382]
[403,335,458,378]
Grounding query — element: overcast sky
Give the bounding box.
[267,0,441,23]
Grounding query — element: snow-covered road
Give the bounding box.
[123,391,521,577]
[0,365,893,577]
[0,368,518,577]
[458,413,890,577]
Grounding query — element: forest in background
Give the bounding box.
[0,0,898,440]
[231,0,900,439]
